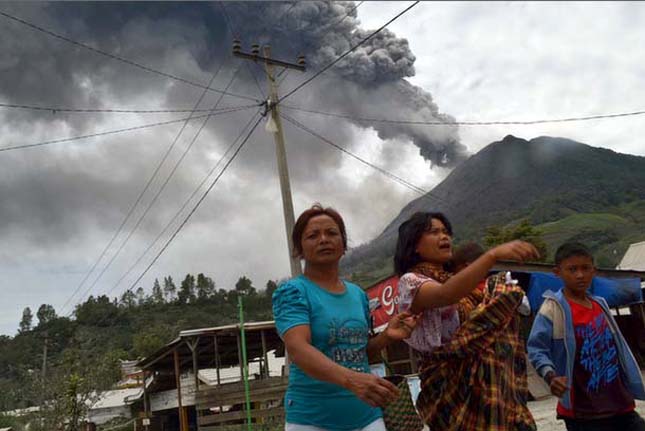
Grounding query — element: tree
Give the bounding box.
[135,287,146,306]
[37,304,57,327]
[74,295,119,327]
[177,274,196,304]
[29,348,124,431]
[151,278,164,304]
[132,323,176,358]
[265,280,278,298]
[18,307,33,333]
[119,289,136,308]
[483,219,548,261]
[163,276,177,302]
[196,273,216,301]
[235,276,256,296]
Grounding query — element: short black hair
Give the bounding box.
[452,242,485,267]
[554,242,594,265]
[394,211,453,276]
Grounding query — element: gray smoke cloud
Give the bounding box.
[0,1,463,333]
[227,1,466,167]
[0,1,465,247]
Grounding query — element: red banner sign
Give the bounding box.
[366,275,400,330]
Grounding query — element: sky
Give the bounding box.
[1,1,644,336]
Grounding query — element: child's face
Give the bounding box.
[554,255,596,295]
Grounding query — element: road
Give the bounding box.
[529,397,645,430]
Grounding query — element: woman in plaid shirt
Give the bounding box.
[394,211,539,430]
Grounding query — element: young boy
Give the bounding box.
[528,242,645,431]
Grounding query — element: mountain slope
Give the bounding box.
[342,135,645,280]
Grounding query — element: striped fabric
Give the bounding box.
[416,273,537,431]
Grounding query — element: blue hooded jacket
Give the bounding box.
[527,289,645,410]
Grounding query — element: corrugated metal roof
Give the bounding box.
[90,388,142,409]
[138,321,278,370]
[179,320,275,337]
[617,241,645,271]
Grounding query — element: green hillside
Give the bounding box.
[537,200,645,267]
[0,275,278,415]
[343,136,645,285]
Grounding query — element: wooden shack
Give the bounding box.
[137,321,286,431]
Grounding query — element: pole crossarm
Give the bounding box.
[233,51,305,72]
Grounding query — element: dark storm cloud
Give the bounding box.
[0,1,462,253]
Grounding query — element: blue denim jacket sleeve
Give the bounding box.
[527,307,556,379]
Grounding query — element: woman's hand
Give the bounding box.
[384,311,419,341]
[488,240,540,263]
[344,370,400,407]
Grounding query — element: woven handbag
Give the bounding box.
[381,374,424,431]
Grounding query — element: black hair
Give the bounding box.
[394,211,453,276]
[554,241,594,265]
[452,241,485,267]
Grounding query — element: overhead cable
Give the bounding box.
[0,101,258,114]
[106,111,262,299]
[66,63,243,313]
[282,105,645,126]
[218,2,267,100]
[0,106,254,153]
[280,112,454,209]
[280,113,450,205]
[125,115,263,293]
[61,60,232,315]
[277,1,419,104]
[0,10,261,103]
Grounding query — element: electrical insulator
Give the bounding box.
[297,55,306,67]
[251,44,260,56]
[232,40,241,54]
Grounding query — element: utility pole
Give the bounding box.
[233,41,305,278]
[40,331,48,428]
[42,331,48,380]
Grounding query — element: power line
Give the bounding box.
[0,10,261,103]
[64,62,241,315]
[280,112,425,195]
[106,112,262,299]
[7,100,645,126]
[60,61,231,316]
[280,112,453,209]
[274,2,298,28]
[218,2,267,100]
[271,0,365,86]
[277,1,419,104]
[125,115,263,293]
[282,105,645,126]
[80,66,245,305]
[0,102,257,114]
[0,106,254,153]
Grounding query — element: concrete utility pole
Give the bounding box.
[233,42,305,278]
[42,331,48,380]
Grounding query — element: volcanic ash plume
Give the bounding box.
[227,1,467,167]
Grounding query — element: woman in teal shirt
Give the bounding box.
[273,204,417,431]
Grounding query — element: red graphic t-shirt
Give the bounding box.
[557,299,634,418]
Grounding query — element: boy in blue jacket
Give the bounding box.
[528,242,645,431]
